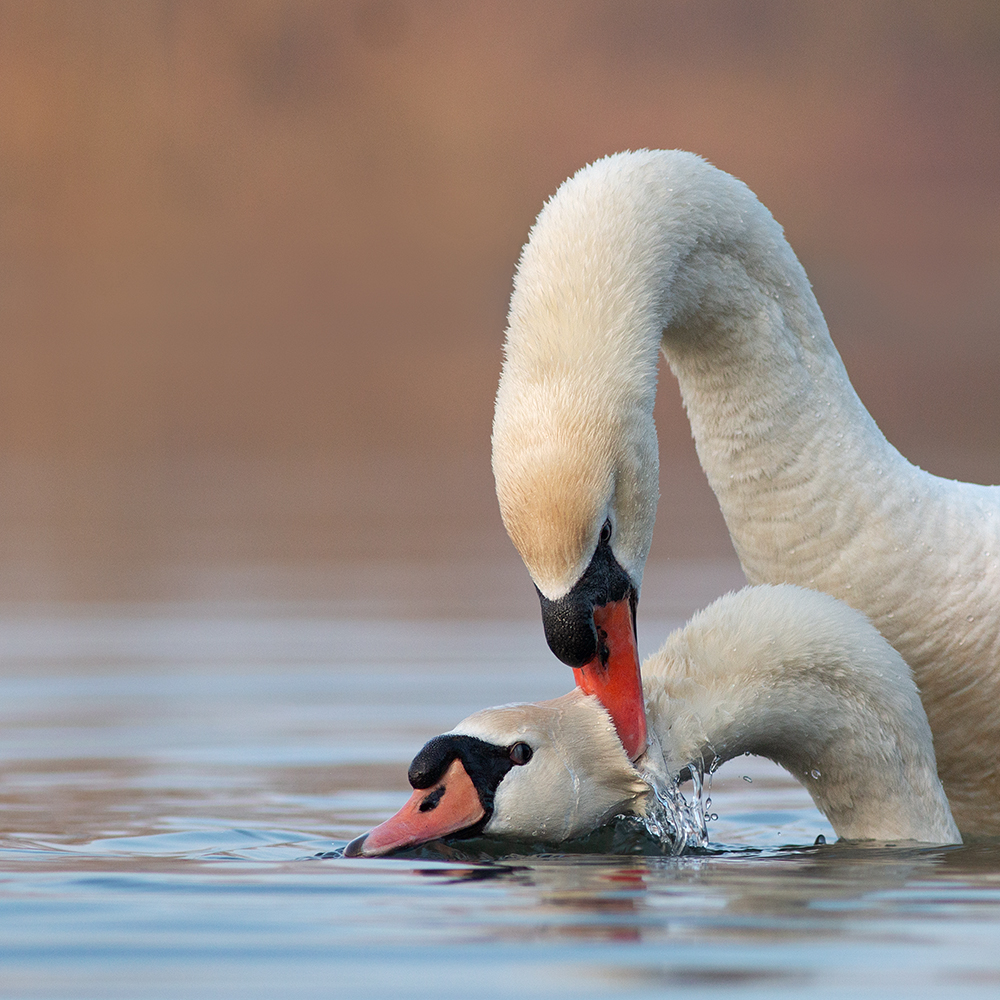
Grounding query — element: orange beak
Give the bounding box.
[572,597,647,760]
[344,758,485,857]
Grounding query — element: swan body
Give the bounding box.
[492,149,1000,833]
[346,586,960,855]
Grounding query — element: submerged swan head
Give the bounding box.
[346,586,960,857]
[344,690,648,857]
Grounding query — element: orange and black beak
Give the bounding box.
[571,595,646,760]
[344,757,484,857]
[538,531,647,760]
[344,733,522,858]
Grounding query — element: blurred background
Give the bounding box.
[1,0,998,609]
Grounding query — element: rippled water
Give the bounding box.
[2,597,1000,998]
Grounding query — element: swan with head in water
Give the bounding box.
[492,149,1000,834]
[346,586,960,856]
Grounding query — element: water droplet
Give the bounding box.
[967,615,975,622]
[742,775,752,783]
[814,834,827,846]
[810,769,822,780]
[633,737,711,854]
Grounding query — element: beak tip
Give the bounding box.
[343,834,369,858]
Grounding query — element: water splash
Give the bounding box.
[631,732,710,854]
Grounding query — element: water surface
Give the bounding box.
[1,595,999,999]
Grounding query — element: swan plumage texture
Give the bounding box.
[492,150,1000,834]
[349,586,960,854]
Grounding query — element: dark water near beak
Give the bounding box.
[2,586,1000,998]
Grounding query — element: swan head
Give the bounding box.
[492,411,651,757]
[492,203,661,760]
[344,690,650,857]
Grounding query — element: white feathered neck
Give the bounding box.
[644,585,959,844]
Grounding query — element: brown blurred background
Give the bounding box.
[1,0,998,605]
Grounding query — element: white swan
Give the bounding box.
[346,586,959,856]
[491,149,1000,834]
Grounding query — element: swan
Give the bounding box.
[491,149,1000,834]
[345,585,960,856]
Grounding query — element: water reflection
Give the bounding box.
[389,838,994,956]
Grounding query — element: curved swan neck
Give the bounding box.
[643,586,960,843]
[494,149,909,595]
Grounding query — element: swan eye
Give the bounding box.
[599,519,612,545]
[509,742,533,765]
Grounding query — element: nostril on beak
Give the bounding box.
[419,786,445,812]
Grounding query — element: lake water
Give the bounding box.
[2,570,1000,999]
